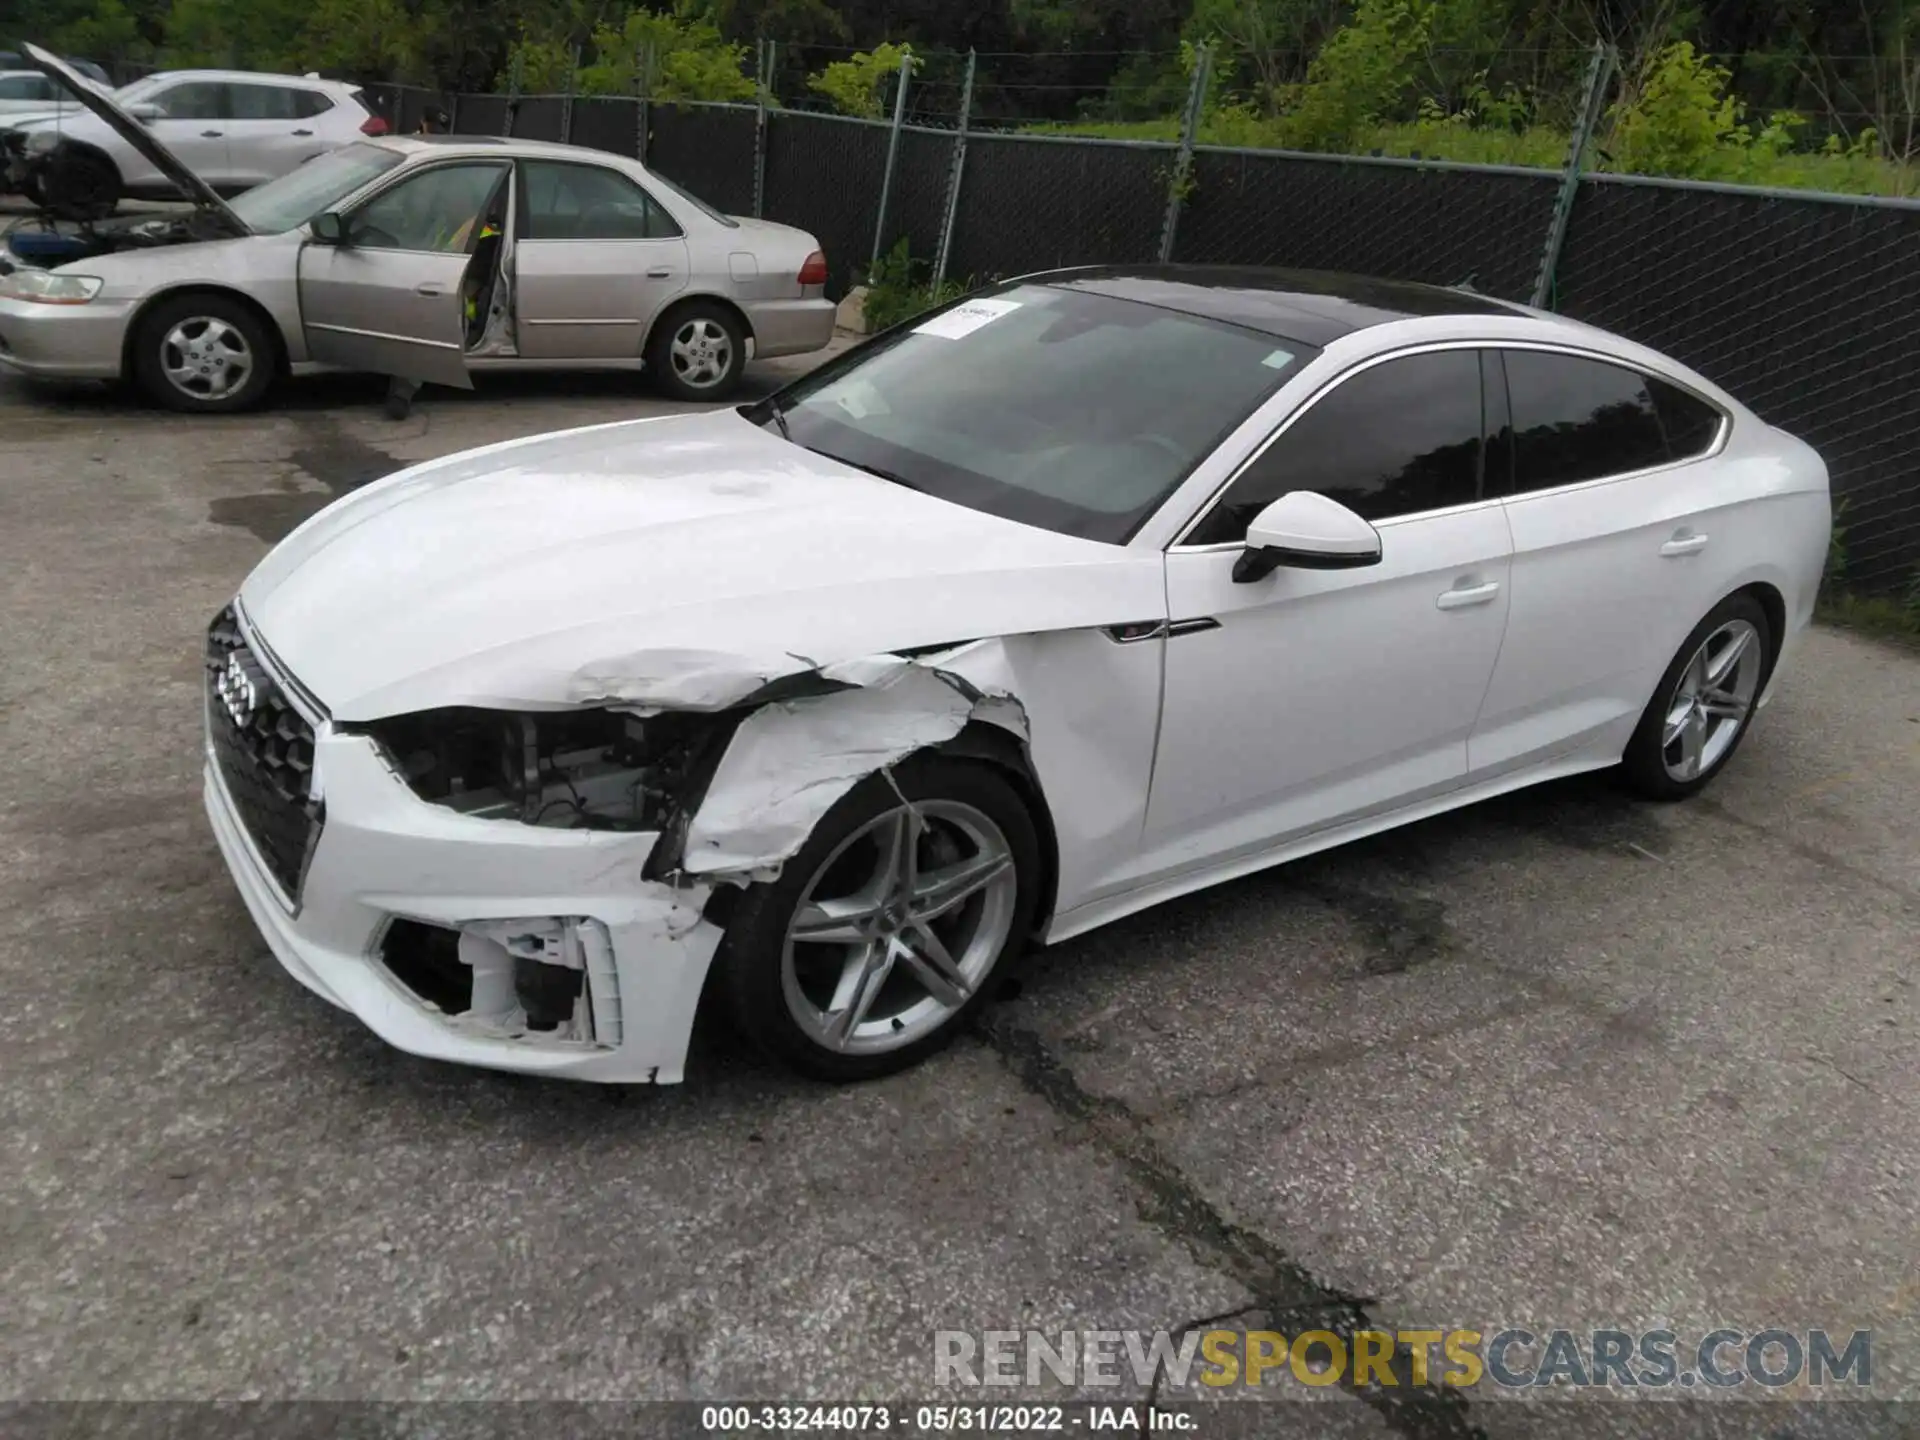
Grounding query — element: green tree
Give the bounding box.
[1184,0,1344,113]
[1279,0,1435,148]
[806,41,916,117]
[1608,40,1746,177]
[575,5,755,99]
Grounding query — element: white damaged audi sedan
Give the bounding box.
[204,266,1831,1083]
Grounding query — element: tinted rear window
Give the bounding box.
[1503,350,1669,493]
[1649,377,1723,459]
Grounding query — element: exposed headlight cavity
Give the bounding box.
[355,706,724,830]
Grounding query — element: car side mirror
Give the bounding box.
[126,101,164,122]
[309,210,349,246]
[1232,491,1383,583]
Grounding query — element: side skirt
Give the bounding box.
[1043,750,1620,945]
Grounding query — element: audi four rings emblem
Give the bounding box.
[218,652,262,729]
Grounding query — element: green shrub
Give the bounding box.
[1608,42,1747,179]
[861,237,972,331]
[1277,0,1434,152]
[807,42,917,119]
[575,11,755,101]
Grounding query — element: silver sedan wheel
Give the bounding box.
[668,317,734,391]
[782,799,1018,1056]
[159,316,253,403]
[1662,617,1763,782]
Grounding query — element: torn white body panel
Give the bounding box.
[680,651,1017,877]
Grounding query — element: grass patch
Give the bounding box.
[1023,114,1919,197]
[1817,591,1920,647]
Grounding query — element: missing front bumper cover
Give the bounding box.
[379,915,623,1047]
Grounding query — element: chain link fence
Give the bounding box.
[341,72,1917,596]
[1176,151,1563,302]
[945,135,1169,279]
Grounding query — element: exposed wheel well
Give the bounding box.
[38,139,123,221]
[938,720,1062,945]
[645,293,755,354]
[121,286,289,383]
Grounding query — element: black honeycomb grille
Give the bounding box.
[206,607,323,902]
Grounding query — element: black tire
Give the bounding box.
[646,299,747,402]
[1620,592,1773,800]
[42,145,120,221]
[131,292,277,414]
[714,752,1042,1082]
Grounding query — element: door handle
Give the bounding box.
[291,128,314,136]
[645,267,672,278]
[414,283,448,297]
[1660,532,1710,557]
[1436,580,1501,611]
[200,129,223,137]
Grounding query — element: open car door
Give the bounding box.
[296,159,511,389]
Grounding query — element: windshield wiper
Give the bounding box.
[808,449,922,492]
[768,405,791,441]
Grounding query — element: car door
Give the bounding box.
[135,80,234,188]
[1468,347,1733,777]
[512,158,690,359]
[221,82,330,188]
[1140,347,1514,872]
[296,160,510,389]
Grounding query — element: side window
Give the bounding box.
[1187,348,1485,545]
[351,163,508,253]
[0,76,54,100]
[521,160,684,240]
[151,81,229,120]
[290,89,336,119]
[228,84,302,120]
[1503,350,1670,492]
[1648,377,1723,459]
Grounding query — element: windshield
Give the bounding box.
[228,142,404,233]
[757,283,1313,543]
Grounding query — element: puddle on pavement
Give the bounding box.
[209,412,403,543]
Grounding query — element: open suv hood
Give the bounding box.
[21,43,249,233]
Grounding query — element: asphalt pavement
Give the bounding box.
[1,356,1916,1438]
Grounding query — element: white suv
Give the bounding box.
[4,69,384,200]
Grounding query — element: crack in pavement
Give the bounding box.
[981,1018,1486,1440]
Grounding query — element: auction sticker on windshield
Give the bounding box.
[914,297,1022,339]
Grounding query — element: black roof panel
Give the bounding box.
[1024,265,1526,346]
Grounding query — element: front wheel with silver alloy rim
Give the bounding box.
[1621,592,1774,800]
[646,300,746,402]
[131,291,276,413]
[714,753,1042,1081]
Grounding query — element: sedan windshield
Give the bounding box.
[228,143,405,233]
[757,283,1311,543]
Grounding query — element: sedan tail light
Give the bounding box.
[797,251,828,287]
[360,114,390,136]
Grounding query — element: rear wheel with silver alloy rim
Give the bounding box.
[1622,592,1773,799]
[715,754,1041,1081]
[132,292,275,413]
[646,300,746,402]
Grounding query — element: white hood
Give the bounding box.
[240,409,1162,722]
